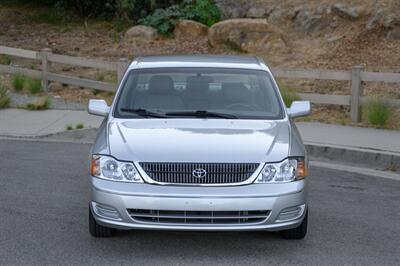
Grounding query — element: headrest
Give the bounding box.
[186,76,213,96]
[148,75,175,95]
[222,82,249,102]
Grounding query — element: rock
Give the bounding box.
[125,25,158,42]
[208,19,286,53]
[330,16,339,29]
[332,3,359,21]
[294,10,331,32]
[268,7,285,24]
[214,0,250,19]
[366,9,383,30]
[173,20,208,39]
[383,14,400,29]
[288,6,304,20]
[326,35,342,43]
[387,28,400,40]
[316,4,330,15]
[246,7,267,18]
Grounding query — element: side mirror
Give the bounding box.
[287,101,311,118]
[88,99,110,117]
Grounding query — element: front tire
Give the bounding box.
[279,210,308,239]
[89,207,117,237]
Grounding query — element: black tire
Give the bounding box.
[89,207,117,237]
[279,210,308,240]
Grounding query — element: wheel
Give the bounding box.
[89,206,117,237]
[279,210,308,240]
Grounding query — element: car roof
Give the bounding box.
[128,55,270,71]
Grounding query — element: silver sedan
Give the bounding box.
[87,55,311,239]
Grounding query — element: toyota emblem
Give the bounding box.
[192,168,207,178]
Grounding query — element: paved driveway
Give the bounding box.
[0,140,399,265]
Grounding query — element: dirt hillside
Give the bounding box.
[0,1,399,128]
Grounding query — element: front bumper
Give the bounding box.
[90,177,307,231]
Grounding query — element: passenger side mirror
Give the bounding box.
[88,99,110,117]
[287,101,311,118]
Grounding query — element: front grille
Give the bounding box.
[139,162,259,185]
[128,209,270,225]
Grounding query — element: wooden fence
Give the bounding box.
[0,46,129,93]
[1,45,400,123]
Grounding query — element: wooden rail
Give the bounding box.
[1,45,400,122]
[47,73,115,92]
[0,46,38,60]
[47,53,118,71]
[0,64,42,78]
[271,68,351,81]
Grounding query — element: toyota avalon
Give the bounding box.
[87,55,311,239]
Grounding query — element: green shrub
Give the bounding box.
[24,96,51,110]
[12,73,26,92]
[0,83,11,108]
[66,124,73,130]
[139,5,182,35]
[139,0,220,35]
[92,89,102,96]
[2,1,184,22]
[364,98,392,127]
[76,123,84,129]
[26,78,42,94]
[186,0,220,26]
[109,18,131,32]
[0,55,12,65]
[280,86,300,107]
[49,0,181,20]
[29,9,69,25]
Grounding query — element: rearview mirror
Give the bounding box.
[88,99,110,117]
[287,101,311,118]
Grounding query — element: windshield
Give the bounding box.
[114,68,284,119]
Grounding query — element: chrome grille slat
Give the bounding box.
[131,214,269,219]
[128,209,270,225]
[139,162,259,185]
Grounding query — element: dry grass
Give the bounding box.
[24,96,51,110]
[0,82,11,108]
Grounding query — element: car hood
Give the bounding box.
[107,118,290,163]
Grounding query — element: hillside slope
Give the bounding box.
[0,1,399,128]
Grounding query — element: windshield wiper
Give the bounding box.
[120,108,167,118]
[165,110,238,119]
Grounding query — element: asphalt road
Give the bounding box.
[0,139,399,265]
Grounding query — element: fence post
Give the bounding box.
[40,48,51,91]
[350,65,364,123]
[117,58,129,83]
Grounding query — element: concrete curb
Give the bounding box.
[306,143,400,174]
[0,128,98,144]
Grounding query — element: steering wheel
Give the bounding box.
[226,103,256,111]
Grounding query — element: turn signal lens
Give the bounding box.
[296,159,307,180]
[90,155,100,176]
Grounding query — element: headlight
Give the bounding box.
[90,155,142,182]
[255,158,307,183]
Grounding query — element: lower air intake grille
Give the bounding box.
[127,209,270,225]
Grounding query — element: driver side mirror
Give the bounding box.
[287,101,311,118]
[88,99,110,117]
